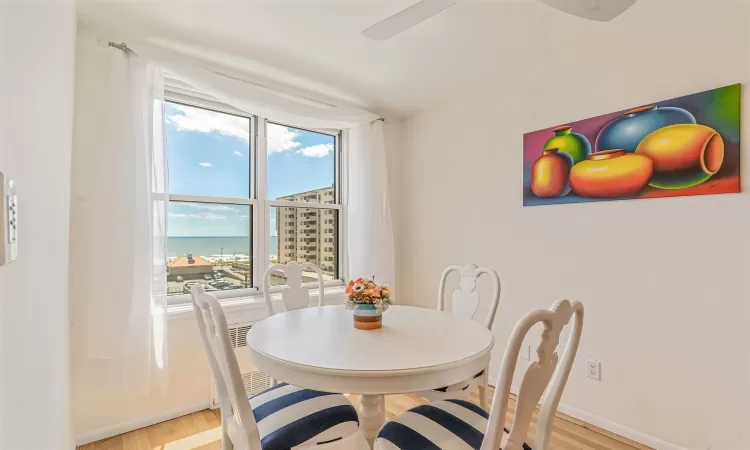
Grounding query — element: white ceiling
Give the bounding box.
[77,0,655,117]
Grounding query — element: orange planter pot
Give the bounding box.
[635,124,724,189]
[569,150,654,198]
[352,304,382,330]
[530,149,573,198]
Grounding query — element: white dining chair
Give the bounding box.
[263,261,325,316]
[190,285,369,450]
[375,299,584,450]
[262,261,326,386]
[414,264,501,408]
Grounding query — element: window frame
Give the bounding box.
[164,92,347,305]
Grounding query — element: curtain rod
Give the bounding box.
[108,41,385,122]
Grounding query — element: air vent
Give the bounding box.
[213,322,271,408]
[229,325,252,348]
[242,371,271,396]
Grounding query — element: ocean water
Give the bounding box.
[167,236,278,259]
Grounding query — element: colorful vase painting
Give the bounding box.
[523,84,741,206]
[543,126,591,163]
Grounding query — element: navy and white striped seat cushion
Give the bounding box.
[374,399,532,450]
[249,382,359,450]
[433,370,485,393]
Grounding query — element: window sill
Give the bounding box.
[166,284,348,322]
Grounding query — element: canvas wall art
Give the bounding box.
[523,84,741,206]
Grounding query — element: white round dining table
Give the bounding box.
[246,305,494,447]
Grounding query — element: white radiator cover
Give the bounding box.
[213,323,271,407]
[209,292,348,408]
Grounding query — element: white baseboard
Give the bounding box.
[506,384,686,450]
[554,403,687,450]
[75,401,212,446]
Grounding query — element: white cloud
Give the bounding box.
[183,203,236,212]
[167,104,249,142]
[240,214,250,220]
[198,162,212,167]
[267,123,302,154]
[168,212,227,221]
[201,213,228,220]
[167,106,330,159]
[298,143,334,158]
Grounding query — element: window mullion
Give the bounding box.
[254,117,269,289]
[267,200,342,210]
[339,130,348,283]
[169,194,253,206]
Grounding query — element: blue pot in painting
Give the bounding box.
[595,105,696,153]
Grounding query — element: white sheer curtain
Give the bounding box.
[70,33,168,392]
[347,121,396,292]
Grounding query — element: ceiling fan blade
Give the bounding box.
[362,0,465,40]
[539,0,638,21]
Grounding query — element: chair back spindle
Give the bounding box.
[263,261,326,316]
[437,264,501,329]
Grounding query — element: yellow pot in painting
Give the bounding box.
[635,124,724,189]
[569,150,654,198]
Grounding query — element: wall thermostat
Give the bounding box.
[0,172,17,265]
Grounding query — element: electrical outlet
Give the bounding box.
[586,359,601,380]
[519,344,531,360]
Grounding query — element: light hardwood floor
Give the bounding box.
[79,389,652,450]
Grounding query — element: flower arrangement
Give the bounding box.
[345,277,393,312]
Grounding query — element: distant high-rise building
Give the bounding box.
[275,186,337,283]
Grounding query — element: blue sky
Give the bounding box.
[165,102,335,237]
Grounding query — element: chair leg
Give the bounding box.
[221,412,234,450]
[478,370,489,409]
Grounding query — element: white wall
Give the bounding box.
[400,1,750,449]
[71,312,214,444]
[0,1,77,448]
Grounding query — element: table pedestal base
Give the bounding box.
[358,394,385,448]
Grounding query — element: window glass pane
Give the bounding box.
[166,102,251,198]
[267,123,335,203]
[167,202,252,295]
[270,207,338,286]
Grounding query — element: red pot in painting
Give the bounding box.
[531,148,573,197]
[569,149,654,198]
